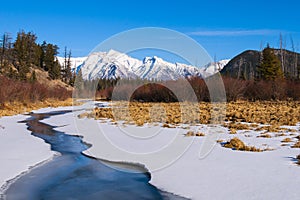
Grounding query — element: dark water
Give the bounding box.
[3,110,186,200]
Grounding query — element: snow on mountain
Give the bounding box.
[56,56,87,72]
[80,50,140,80]
[75,49,229,81]
[202,59,231,75]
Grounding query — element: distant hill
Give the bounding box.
[221,48,300,80]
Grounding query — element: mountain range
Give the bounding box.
[57,50,229,81]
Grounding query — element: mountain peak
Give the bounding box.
[107,49,126,57]
[143,56,157,64]
[68,50,230,80]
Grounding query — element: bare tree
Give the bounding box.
[0,33,12,69]
[297,43,300,79]
[290,36,297,78]
[279,33,286,75]
[62,46,72,83]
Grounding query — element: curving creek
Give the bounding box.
[3,110,187,200]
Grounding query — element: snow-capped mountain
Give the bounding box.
[202,59,231,75]
[56,56,87,72]
[72,50,229,81]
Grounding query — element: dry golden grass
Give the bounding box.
[250,123,259,128]
[184,131,205,137]
[281,138,292,143]
[275,133,286,137]
[33,68,73,91]
[255,125,289,133]
[223,137,262,152]
[281,143,290,146]
[226,101,300,126]
[229,128,237,134]
[90,101,300,127]
[195,132,205,137]
[224,122,251,130]
[292,141,300,148]
[223,122,252,134]
[297,155,300,165]
[185,131,195,137]
[257,133,272,138]
[0,98,76,117]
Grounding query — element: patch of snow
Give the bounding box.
[0,115,55,193]
[40,103,300,200]
[3,103,298,199]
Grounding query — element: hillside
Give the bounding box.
[31,68,73,90]
[221,48,300,80]
[0,31,74,116]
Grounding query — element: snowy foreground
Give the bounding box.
[0,114,54,192]
[0,106,74,195]
[42,103,300,200]
[1,104,300,199]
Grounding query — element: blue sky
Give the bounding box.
[1,0,300,63]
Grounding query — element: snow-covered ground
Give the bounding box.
[1,103,299,199]
[0,114,55,193]
[0,105,77,195]
[40,103,300,200]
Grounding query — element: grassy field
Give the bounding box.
[80,100,300,153]
[0,98,75,117]
[84,101,300,127]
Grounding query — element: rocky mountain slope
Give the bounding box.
[76,50,229,81]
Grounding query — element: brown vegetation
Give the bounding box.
[281,138,292,143]
[0,75,72,116]
[257,133,272,138]
[97,77,300,102]
[89,101,300,127]
[0,98,74,117]
[226,101,300,126]
[0,75,71,104]
[297,155,300,165]
[223,137,262,152]
[184,131,205,137]
[292,141,300,148]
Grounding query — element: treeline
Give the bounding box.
[93,77,300,102]
[0,31,74,84]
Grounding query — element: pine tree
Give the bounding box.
[257,45,283,80]
[49,59,61,80]
[44,43,60,79]
[13,31,39,80]
[29,70,37,82]
[61,47,72,83]
[66,50,72,82]
[40,41,47,70]
[0,33,12,70]
[74,69,84,90]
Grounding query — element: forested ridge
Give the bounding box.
[0,31,73,105]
